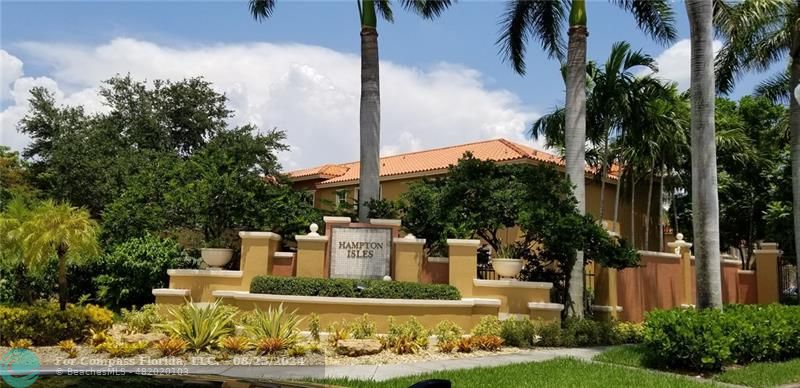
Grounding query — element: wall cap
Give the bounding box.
[323,216,351,224]
[527,302,564,311]
[427,256,449,264]
[461,298,502,307]
[473,278,553,289]
[238,231,281,241]
[152,288,190,297]
[213,291,498,308]
[722,258,741,266]
[274,252,295,259]
[167,269,243,278]
[591,305,623,312]
[638,250,681,260]
[393,237,426,245]
[753,249,783,255]
[370,218,402,226]
[295,235,329,242]
[446,239,481,247]
[737,269,755,274]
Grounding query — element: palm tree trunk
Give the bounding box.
[687,0,723,309]
[358,0,381,222]
[564,0,588,318]
[613,142,625,234]
[658,166,666,252]
[599,132,610,225]
[790,42,800,293]
[57,244,68,310]
[644,161,655,250]
[630,173,636,249]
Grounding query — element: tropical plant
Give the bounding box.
[715,0,800,287]
[0,199,100,310]
[249,0,454,221]
[156,300,237,352]
[9,339,32,349]
[121,304,163,334]
[687,0,723,309]
[349,314,377,339]
[433,320,463,343]
[308,312,321,342]
[219,336,252,355]
[57,340,78,358]
[245,304,303,348]
[498,0,677,317]
[154,337,189,357]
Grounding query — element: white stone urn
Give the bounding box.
[492,258,523,279]
[201,248,233,270]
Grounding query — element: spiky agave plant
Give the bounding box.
[155,299,236,353]
[245,304,304,348]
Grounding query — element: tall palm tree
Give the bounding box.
[715,0,800,287]
[249,0,453,222]
[687,0,723,309]
[499,0,676,317]
[1,200,99,309]
[531,42,658,236]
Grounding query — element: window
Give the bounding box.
[335,190,348,206]
[301,190,315,206]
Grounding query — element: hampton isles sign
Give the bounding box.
[329,226,393,279]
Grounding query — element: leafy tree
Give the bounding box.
[249,0,455,222]
[0,146,37,209]
[498,0,676,316]
[0,199,100,309]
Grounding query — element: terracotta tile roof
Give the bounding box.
[287,138,617,186]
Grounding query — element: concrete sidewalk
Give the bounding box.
[38,347,608,383]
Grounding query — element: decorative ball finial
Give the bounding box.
[308,223,319,236]
[405,233,416,239]
[676,233,684,241]
[383,275,392,281]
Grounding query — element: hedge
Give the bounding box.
[250,276,461,300]
[0,302,114,345]
[644,304,800,371]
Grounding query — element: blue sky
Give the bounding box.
[0,1,778,169]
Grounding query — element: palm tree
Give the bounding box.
[499,0,676,317]
[687,0,723,309]
[531,42,658,236]
[1,200,99,309]
[716,0,799,287]
[249,1,453,222]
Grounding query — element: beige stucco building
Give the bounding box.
[288,138,661,251]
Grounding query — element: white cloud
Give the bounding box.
[640,38,722,91]
[0,39,540,170]
[1,50,24,101]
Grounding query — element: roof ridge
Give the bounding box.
[497,138,537,159]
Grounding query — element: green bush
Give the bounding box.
[535,321,564,347]
[471,316,502,337]
[433,320,463,343]
[644,305,800,372]
[121,304,162,334]
[94,235,197,310]
[0,302,113,345]
[156,300,237,352]
[500,318,537,347]
[250,276,461,300]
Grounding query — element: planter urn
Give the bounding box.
[201,248,233,270]
[492,258,523,279]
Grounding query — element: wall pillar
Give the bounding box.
[447,239,480,298]
[393,234,425,282]
[753,242,781,304]
[592,263,619,320]
[295,224,328,278]
[668,233,694,307]
[239,231,281,287]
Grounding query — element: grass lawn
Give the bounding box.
[714,358,800,387]
[317,358,712,387]
[593,345,800,387]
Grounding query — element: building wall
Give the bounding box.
[299,166,663,251]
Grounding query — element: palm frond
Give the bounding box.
[496,0,566,75]
[529,106,565,149]
[611,0,678,45]
[376,0,395,22]
[754,70,790,104]
[401,0,454,19]
[249,0,277,21]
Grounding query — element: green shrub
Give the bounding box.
[385,317,430,353]
[611,322,644,344]
[0,302,113,345]
[349,314,377,339]
[250,276,460,300]
[94,235,197,309]
[308,313,321,342]
[471,316,501,337]
[500,318,536,347]
[534,321,563,347]
[156,300,236,352]
[433,320,463,343]
[561,318,606,347]
[121,304,162,334]
[643,305,800,372]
